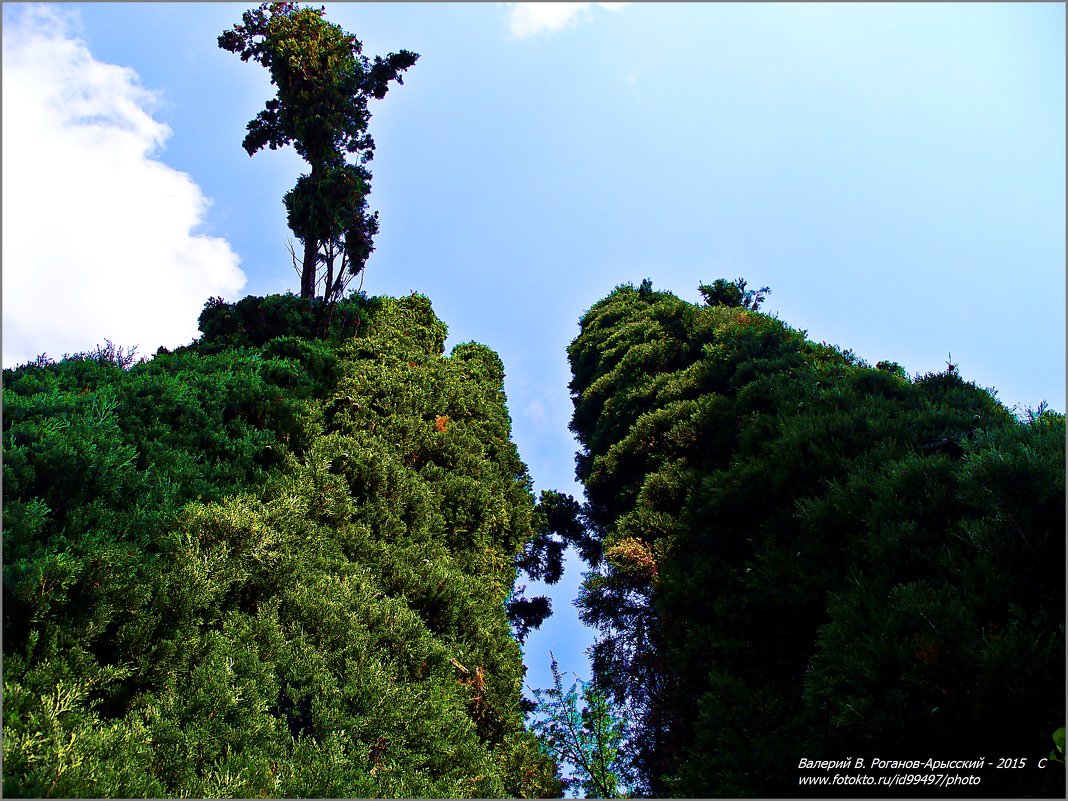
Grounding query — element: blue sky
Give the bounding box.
[3,2,1065,699]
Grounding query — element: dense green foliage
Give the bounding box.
[3,293,563,797]
[219,3,418,301]
[568,281,1065,797]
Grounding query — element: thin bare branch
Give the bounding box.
[285,238,302,280]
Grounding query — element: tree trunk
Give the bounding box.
[301,237,317,298]
[300,161,322,298]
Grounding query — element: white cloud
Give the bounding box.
[1,5,245,367]
[505,2,627,39]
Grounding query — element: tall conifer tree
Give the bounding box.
[219,3,417,301]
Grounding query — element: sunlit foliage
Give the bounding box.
[3,293,562,797]
[530,655,627,798]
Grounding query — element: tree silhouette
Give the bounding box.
[220,3,417,303]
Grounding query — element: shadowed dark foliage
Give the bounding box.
[567,281,1065,797]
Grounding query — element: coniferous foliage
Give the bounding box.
[2,293,563,797]
[567,281,1065,797]
[196,292,369,351]
[697,277,770,311]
